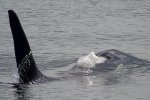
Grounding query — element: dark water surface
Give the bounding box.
[0,0,150,100]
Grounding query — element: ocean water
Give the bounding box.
[0,0,150,100]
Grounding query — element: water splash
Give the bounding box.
[76,51,107,68]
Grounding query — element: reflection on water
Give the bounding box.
[82,75,95,86]
[13,84,31,100]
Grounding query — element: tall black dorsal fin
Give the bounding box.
[8,10,30,66]
[8,10,48,84]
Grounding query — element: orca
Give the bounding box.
[8,10,56,84]
[8,10,150,84]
